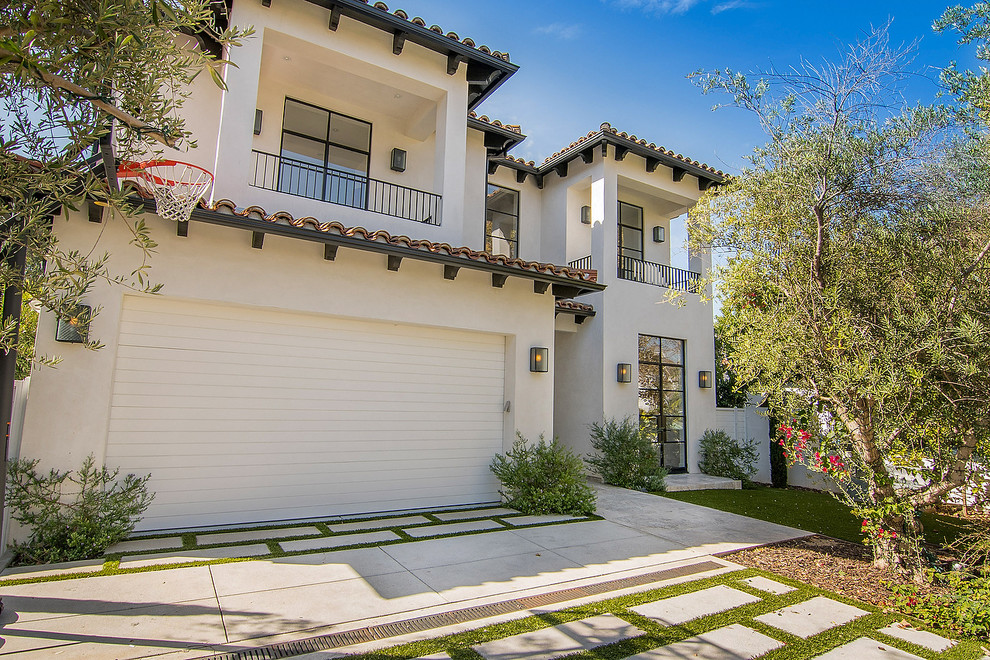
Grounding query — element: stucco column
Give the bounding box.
[433,83,468,245]
[687,213,714,299]
[589,163,618,285]
[211,6,265,204]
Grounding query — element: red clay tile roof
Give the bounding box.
[203,198,598,284]
[544,122,725,177]
[555,300,595,315]
[468,111,522,135]
[362,1,511,62]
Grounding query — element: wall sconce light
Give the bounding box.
[580,205,592,225]
[699,370,713,388]
[617,363,632,383]
[653,226,666,243]
[254,109,263,136]
[390,148,407,172]
[530,347,549,373]
[55,305,91,344]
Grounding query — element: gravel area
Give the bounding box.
[725,535,952,608]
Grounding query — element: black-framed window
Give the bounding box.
[618,201,643,261]
[485,184,519,257]
[638,334,687,472]
[279,98,372,207]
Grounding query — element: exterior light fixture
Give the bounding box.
[580,205,592,225]
[55,305,91,344]
[617,363,632,383]
[390,148,407,172]
[254,109,263,136]
[653,226,665,243]
[699,370,713,388]
[530,347,548,373]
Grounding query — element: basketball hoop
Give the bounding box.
[118,160,214,224]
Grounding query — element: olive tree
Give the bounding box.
[688,26,990,581]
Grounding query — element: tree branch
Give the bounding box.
[909,430,981,507]
[0,48,177,148]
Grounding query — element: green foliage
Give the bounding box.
[0,1,252,358]
[697,429,759,486]
[6,454,154,565]
[490,433,596,515]
[14,295,37,378]
[688,24,990,580]
[714,317,748,408]
[585,417,668,492]
[891,571,990,640]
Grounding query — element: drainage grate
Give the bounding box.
[200,560,724,660]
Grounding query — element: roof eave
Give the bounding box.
[299,0,518,111]
[539,132,726,185]
[178,201,604,298]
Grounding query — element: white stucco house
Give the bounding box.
[19,0,725,531]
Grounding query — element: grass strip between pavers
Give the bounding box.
[338,568,982,660]
[0,511,601,587]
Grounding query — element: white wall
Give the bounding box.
[20,207,557,485]
[714,405,771,483]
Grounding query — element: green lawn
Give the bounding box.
[660,486,971,546]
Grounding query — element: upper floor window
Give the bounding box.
[618,201,644,261]
[486,184,519,258]
[279,98,372,207]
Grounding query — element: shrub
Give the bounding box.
[490,433,596,515]
[698,429,759,486]
[890,571,990,640]
[585,417,668,492]
[6,454,154,565]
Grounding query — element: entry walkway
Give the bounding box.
[0,483,809,658]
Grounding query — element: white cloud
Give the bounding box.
[608,0,704,16]
[711,0,753,14]
[606,0,756,15]
[534,22,584,40]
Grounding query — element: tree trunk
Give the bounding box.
[832,398,927,581]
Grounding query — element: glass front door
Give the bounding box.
[638,334,687,472]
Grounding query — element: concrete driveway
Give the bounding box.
[0,483,809,659]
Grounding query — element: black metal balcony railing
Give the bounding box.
[618,255,701,293]
[250,150,442,226]
[567,255,593,271]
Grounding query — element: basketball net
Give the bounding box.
[118,160,214,224]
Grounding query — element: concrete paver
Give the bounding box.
[106,536,184,554]
[434,508,518,521]
[502,514,584,526]
[0,557,106,580]
[878,624,956,652]
[740,576,796,595]
[472,614,643,660]
[280,530,400,552]
[118,544,272,568]
[196,525,321,545]
[813,637,927,660]
[622,624,784,660]
[330,515,431,533]
[630,585,761,625]
[755,596,869,638]
[403,519,505,537]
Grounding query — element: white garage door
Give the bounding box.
[106,297,505,530]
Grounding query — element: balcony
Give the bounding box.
[250,150,442,226]
[618,255,700,293]
[567,255,593,271]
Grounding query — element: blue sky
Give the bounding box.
[406,0,978,173]
[402,0,979,269]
